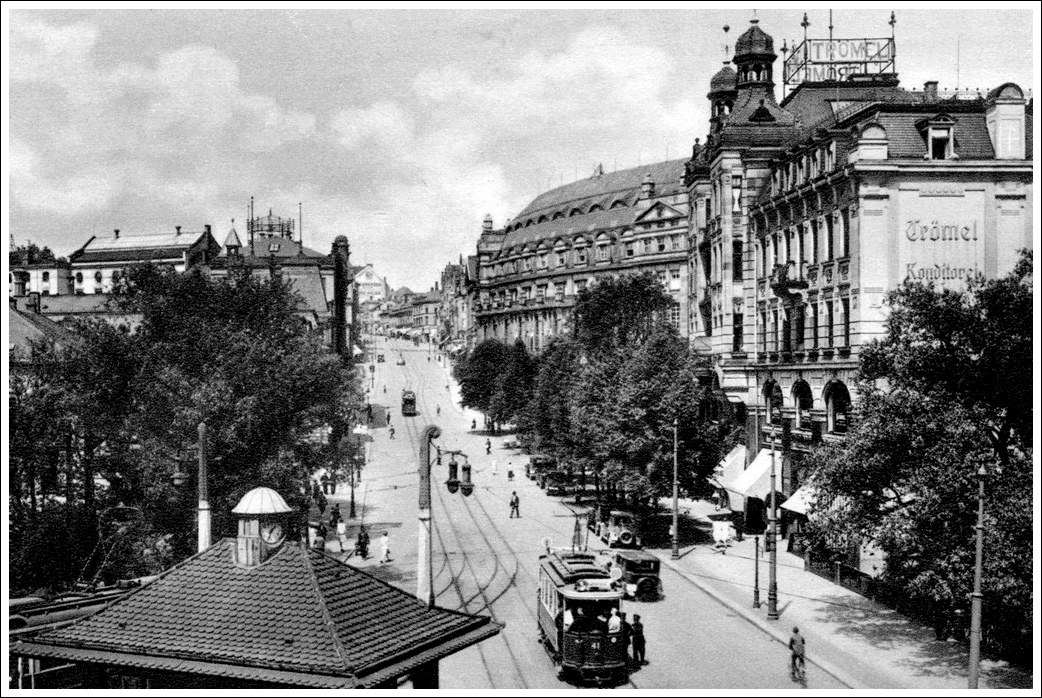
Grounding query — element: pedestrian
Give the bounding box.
[389,426,395,440]
[595,609,609,633]
[436,404,441,416]
[621,612,632,656]
[472,419,477,430]
[608,607,622,634]
[631,614,646,666]
[383,384,387,394]
[788,626,806,676]
[446,383,450,391]
[328,473,336,495]
[320,472,330,495]
[492,459,498,477]
[485,438,491,455]
[380,531,391,563]
[336,519,348,553]
[356,526,370,559]
[329,503,342,527]
[387,410,392,426]
[510,491,520,518]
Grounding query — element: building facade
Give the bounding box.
[473,162,691,353]
[684,19,1032,497]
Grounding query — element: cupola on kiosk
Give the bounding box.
[231,486,294,567]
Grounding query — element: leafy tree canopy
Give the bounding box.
[572,273,675,356]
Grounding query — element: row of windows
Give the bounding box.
[488,235,684,278]
[484,269,682,305]
[751,298,852,352]
[771,142,839,196]
[755,209,850,275]
[505,197,638,233]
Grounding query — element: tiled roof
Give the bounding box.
[501,205,641,250]
[9,306,77,360]
[17,540,498,685]
[38,294,116,315]
[781,79,916,131]
[82,231,208,253]
[873,111,996,159]
[282,266,331,317]
[220,235,328,261]
[513,159,687,222]
[734,20,774,56]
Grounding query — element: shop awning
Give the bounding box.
[724,449,781,501]
[712,445,747,490]
[781,483,817,515]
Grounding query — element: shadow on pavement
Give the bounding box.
[812,595,1031,688]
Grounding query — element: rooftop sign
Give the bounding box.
[783,38,896,85]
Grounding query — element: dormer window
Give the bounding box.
[917,114,957,160]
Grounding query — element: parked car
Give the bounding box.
[544,470,573,496]
[396,354,406,366]
[588,509,643,549]
[526,455,556,480]
[607,549,661,601]
[377,354,386,363]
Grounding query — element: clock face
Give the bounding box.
[260,522,284,545]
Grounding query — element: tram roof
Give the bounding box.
[540,551,610,585]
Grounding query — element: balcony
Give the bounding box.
[770,262,809,299]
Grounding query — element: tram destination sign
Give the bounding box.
[783,37,896,86]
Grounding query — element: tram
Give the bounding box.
[401,390,418,416]
[537,549,629,684]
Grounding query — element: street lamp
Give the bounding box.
[767,396,780,621]
[753,535,761,608]
[170,421,211,553]
[968,463,986,688]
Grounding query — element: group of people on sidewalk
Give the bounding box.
[309,498,391,564]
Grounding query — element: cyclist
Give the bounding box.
[788,626,806,679]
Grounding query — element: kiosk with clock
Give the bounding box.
[231,486,294,567]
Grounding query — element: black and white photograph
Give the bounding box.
[4,3,1037,691]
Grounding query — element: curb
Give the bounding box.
[653,551,863,689]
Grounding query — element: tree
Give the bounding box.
[9,242,61,266]
[454,339,510,420]
[860,250,1032,464]
[572,273,674,356]
[8,264,359,595]
[804,251,1033,664]
[489,340,536,427]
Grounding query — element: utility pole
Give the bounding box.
[417,425,441,608]
[671,418,680,560]
[968,463,986,688]
[753,535,761,608]
[767,398,779,620]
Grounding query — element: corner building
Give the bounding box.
[474,161,691,351]
[686,19,1032,489]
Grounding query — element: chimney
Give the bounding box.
[204,224,211,235]
[640,173,656,199]
[332,236,352,357]
[114,229,120,239]
[482,213,493,234]
[28,291,41,314]
[924,81,938,101]
[175,226,181,235]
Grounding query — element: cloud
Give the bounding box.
[9,16,316,216]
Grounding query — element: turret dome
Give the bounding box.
[710,65,738,93]
[734,19,775,57]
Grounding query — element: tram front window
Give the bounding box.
[566,601,621,634]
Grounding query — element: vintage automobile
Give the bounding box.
[526,455,557,480]
[544,470,573,497]
[396,354,406,366]
[376,354,386,363]
[606,549,661,601]
[588,509,643,549]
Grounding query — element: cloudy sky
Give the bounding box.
[6,5,1035,291]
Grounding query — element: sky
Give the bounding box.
[5,4,1037,292]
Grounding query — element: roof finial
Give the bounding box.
[829,9,834,43]
[751,9,758,24]
[889,10,897,37]
[723,23,730,60]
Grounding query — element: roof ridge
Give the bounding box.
[302,546,357,674]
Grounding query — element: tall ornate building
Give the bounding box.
[686,18,1032,499]
[473,162,691,352]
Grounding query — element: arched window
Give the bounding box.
[762,378,783,424]
[75,272,83,284]
[42,271,50,282]
[94,271,103,283]
[791,379,813,429]
[823,379,851,434]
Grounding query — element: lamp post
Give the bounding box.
[767,398,779,621]
[350,424,370,519]
[968,463,986,688]
[417,425,442,608]
[753,535,761,608]
[671,418,680,560]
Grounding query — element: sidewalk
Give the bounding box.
[648,498,1032,690]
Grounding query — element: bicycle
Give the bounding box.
[790,654,806,686]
